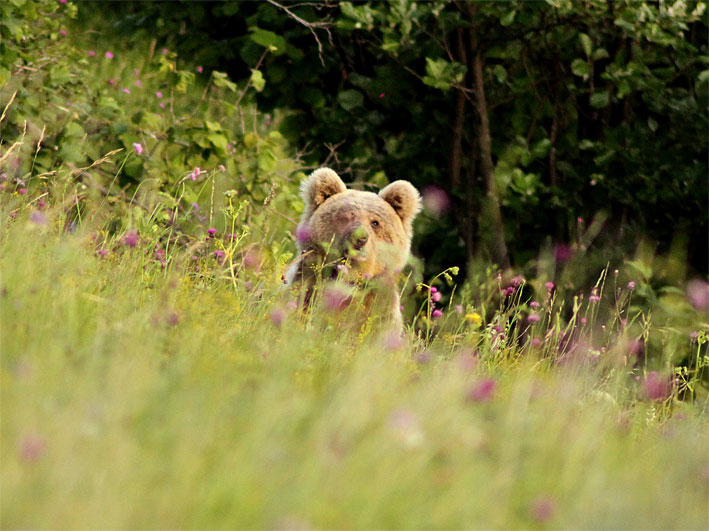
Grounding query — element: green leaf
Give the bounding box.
[571,58,591,78]
[592,48,609,61]
[493,64,507,84]
[250,69,266,92]
[579,33,593,58]
[64,122,84,138]
[500,9,516,27]
[249,27,287,54]
[208,133,228,153]
[590,90,610,108]
[211,71,237,92]
[337,89,364,111]
[423,57,466,91]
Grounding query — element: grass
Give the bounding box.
[1,209,707,529]
[1,4,707,527]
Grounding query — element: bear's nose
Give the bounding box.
[351,226,368,251]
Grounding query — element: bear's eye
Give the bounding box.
[370,219,380,229]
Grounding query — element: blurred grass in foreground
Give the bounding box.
[1,210,707,530]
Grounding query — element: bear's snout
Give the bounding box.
[350,225,369,251]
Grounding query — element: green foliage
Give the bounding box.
[1,4,708,525]
[101,0,708,275]
[0,0,301,242]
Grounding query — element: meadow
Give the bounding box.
[1,1,708,529]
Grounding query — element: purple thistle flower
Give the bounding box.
[531,338,542,348]
[213,250,226,261]
[644,371,671,401]
[686,279,709,312]
[466,379,496,403]
[38,200,46,208]
[528,313,540,323]
[59,29,67,36]
[421,186,450,218]
[270,308,285,328]
[122,230,139,248]
[530,496,555,523]
[18,188,27,195]
[530,301,540,309]
[554,244,574,263]
[545,281,555,290]
[105,51,114,59]
[207,227,217,237]
[384,332,405,350]
[97,249,108,258]
[295,223,313,244]
[30,211,47,225]
[19,433,47,462]
[415,351,431,365]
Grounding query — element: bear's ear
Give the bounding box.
[379,180,422,236]
[300,168,347,221]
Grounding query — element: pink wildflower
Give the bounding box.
[135,79,142,88]
[432,309,444,318]
[105,51,114,59]
[18,188,27,195]
[197,66,203,73]
[59,29,67,36]
[156,91,163,99]
[295,223,312,244]
[644,371,671,401]
[627,281,635,291]
[132,142,143,155]
[528,313,540,323]
[687,279,709,312]
[270,308,285,328]
[20,434,47,462]
[545,281,555,290]
[122,230,139,248]
[88,50,96,56]
[421,186,450,218]
[466,379,496,403]
[530,496,555,523]
[207,228,217,237]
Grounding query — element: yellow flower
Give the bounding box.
[465,312,482,326]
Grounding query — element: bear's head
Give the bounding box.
[292,168,421,283]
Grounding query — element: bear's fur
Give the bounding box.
[285,168,422,331]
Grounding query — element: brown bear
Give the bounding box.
[285,168,422,332]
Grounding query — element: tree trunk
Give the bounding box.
[469,28,510,269]
[450,25,473,263]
